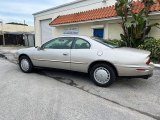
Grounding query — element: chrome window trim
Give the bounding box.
[33,58,87,64]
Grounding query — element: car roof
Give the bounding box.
[59,35,90,39]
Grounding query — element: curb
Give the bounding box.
[154,64,160,69]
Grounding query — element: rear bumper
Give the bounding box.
[121,73,153,79]
[141,73,153,79]
[115,64,154,78]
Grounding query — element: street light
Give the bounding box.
[0,21,5,46]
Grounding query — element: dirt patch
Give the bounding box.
[0,54,7,59]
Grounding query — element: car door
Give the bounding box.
[71,37,92,73]
[32,37,73,70]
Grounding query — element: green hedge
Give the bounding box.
[138,38,160,63]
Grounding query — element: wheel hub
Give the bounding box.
[21,59,29,71]
[94,67,110,84]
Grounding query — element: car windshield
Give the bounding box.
[91,37,120,48]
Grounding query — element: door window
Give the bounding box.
[73,38,91,49]
[42,37,73,49]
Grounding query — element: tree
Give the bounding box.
[7,22,28,26]
[115,0,160,48]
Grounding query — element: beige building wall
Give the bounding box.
[52,22,108,39]
[149,19,160,39]
[108,23,122,40]
[0,24,34,33]
[34,0,160,46]
[107,18,160,40]
[34,0,117,46]
[35,17,160,46]
[53,23,93,36]
[52,23,93,38]
[52,17,160,42]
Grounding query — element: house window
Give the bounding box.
[93,28,104,39]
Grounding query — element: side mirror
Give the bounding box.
[36,46,44,51]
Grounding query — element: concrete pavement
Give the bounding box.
[37,67,160,119]
[0,58,156,120]
[0,46,160,120]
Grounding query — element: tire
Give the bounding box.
[89,64,116,87]
[19,56,33,73]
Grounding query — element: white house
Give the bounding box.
[33,0,160,46]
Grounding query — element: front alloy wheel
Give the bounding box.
[19,56,33,73]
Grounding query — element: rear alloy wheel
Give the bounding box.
[19,56,33,73]
[90,64,116,87]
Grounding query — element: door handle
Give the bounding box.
[63,53,69,56]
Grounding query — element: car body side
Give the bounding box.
[15,36,154,78]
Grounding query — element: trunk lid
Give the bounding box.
[115,47,151,56]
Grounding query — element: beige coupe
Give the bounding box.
[15,36,154,87]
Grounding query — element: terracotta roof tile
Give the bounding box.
[50,1,160,25]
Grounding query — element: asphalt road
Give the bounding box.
[0,53,160,120]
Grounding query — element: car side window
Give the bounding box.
[73,38,91,49]
[42,37,73,49]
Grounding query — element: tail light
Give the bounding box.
[146,58,151,65]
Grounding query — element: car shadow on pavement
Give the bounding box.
[34,68,93,87]
[33,67,150,89]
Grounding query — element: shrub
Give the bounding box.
[115,0,160,48]
[138,38,160,63]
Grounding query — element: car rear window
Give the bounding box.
[91,37,120,48]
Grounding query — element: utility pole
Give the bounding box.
[23,20,27,46]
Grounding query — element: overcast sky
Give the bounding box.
[0,0,75,26]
